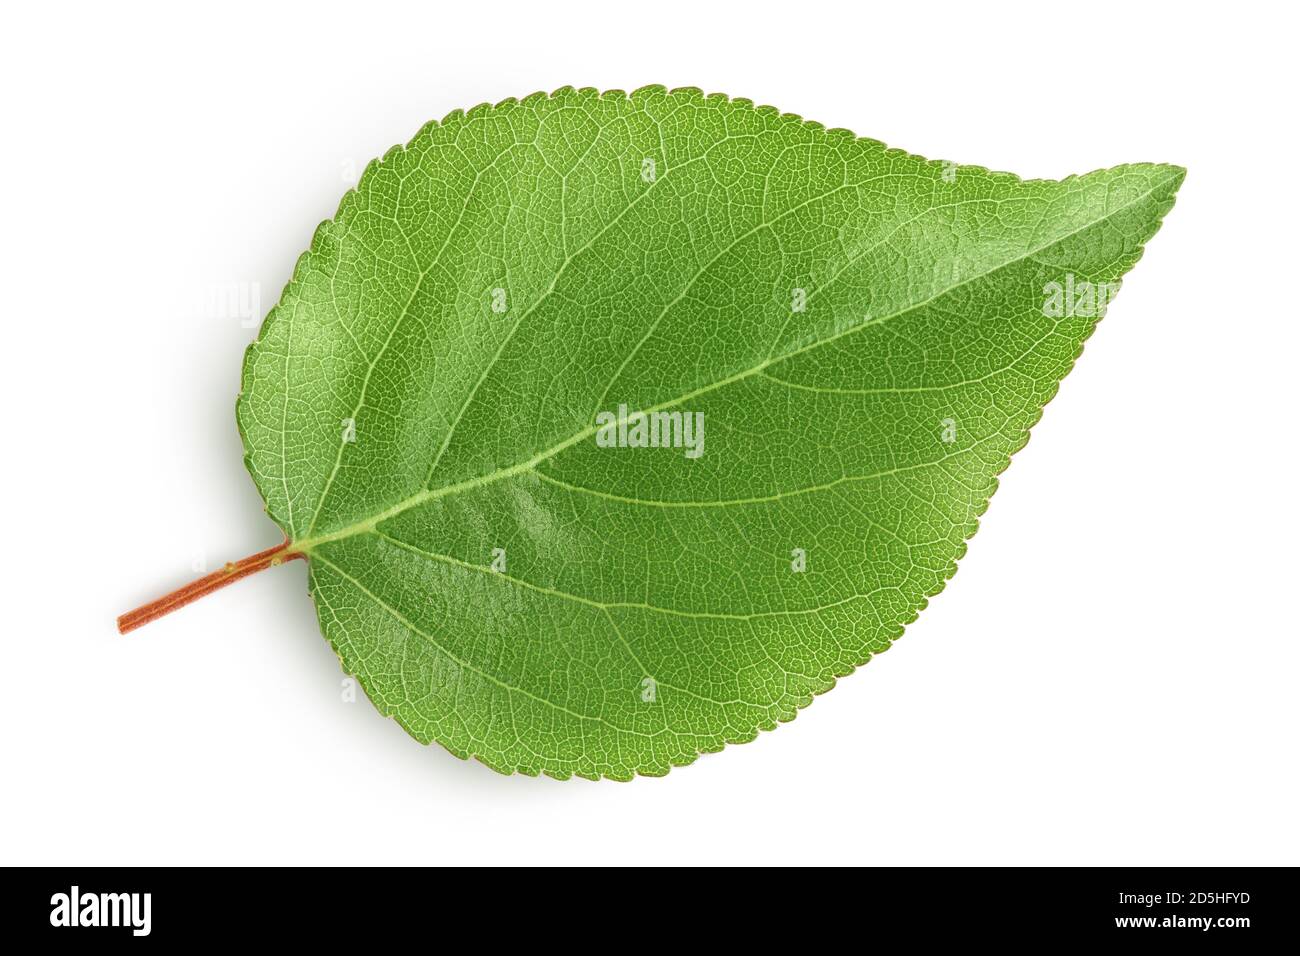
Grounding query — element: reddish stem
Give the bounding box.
[117,540,304,635]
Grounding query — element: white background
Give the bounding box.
[3,1,1296,866]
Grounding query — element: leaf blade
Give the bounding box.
[238,87,1183,778]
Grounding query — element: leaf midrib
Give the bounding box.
[292,171,1176,556]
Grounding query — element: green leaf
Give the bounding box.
[236,85,1183,779]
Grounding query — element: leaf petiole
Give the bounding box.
[116,540,303,634]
